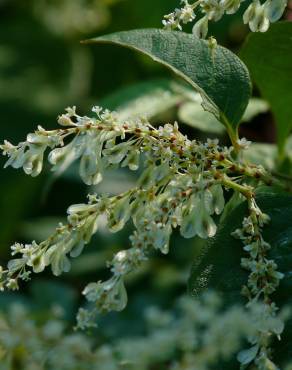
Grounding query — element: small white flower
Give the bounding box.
[180,4,196,23]
[58,114,74,127]
[65,106,77,116]
[201,0,224,21]
[0,140,17,155]
[11,243,24,256]
[237,137,251,150]
[108,195,131,233]
[92,106,103,116]
[115,251,128,262]
[6,278,19,290]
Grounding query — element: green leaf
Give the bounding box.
[178,101,225,134]
[188,189,292,363]
[241,98,269,123]
[99,78,185,120]
[242,136,292,174]
[84,29,251,145]
[243,142,277,170]
[178,97,268,135]
[240,22,292,156]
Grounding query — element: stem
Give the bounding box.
[220,175,253,198]
[222,159,292,192]
[219,113,240,154]
[272,171,292,182]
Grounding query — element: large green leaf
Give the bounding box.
[188,189,292,363]
[84,29,251,144]
[240,22,292,156]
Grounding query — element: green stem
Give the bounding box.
[220,175,253,198]
[219,113,240,154]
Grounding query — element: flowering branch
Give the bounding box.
[163,0,288,38]
[0,106,289,366]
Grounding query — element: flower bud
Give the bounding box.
[221,0,242,14]
[152,224,172,254]
[103,142,130,165]
[209,184,225,215]
[192,16,209,39]
[31,253,46,273]
[23,150,44,177]
[247,1,270,32]
[49,136,85,174]
[180,209,198,239]
[79,152,103,185]
[264,0,287,22]
[121,149,140,171]
[83,277,128,312]
[69,241,85,258]
[108,196,131,233]
[243,1,258,24]
[44,244,71,276]
[4,147,26,170]
[6,278,19,290]
[138,166,155,189]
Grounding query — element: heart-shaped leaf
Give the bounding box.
[84,29,251,145]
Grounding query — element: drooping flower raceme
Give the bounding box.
[0,106,286,367]
[232,198,285,368]
[162,0,288,38]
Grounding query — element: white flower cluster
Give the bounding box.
[0,106,282,340]
[232,198,284,368]
[162,0,288,38]
[1,294,288,370]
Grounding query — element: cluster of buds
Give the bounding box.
[232,198,284,367]
[162,0,288,38]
